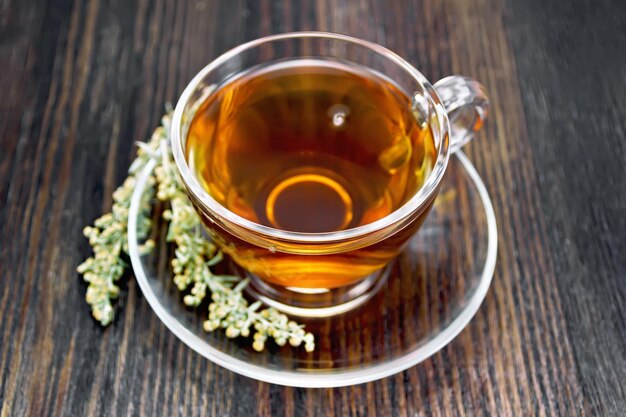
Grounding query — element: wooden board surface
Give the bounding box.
[1,0,624,415]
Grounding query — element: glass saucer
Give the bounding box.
[128,152,497,388]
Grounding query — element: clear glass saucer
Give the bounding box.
[128,152,497,388]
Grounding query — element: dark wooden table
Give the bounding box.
[2,0,625,415]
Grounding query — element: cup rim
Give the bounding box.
[171,31,450,243]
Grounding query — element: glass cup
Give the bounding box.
[171,32,489,316]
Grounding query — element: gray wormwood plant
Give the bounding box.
[77,111,314,352]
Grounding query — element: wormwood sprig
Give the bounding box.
[155,137,314,352]
[77,111,314,352]
[76,119,165,325]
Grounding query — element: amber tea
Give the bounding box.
[185,60,437,288]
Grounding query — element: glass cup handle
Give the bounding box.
[433,76,489,153]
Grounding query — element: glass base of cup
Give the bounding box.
[239,264,391,317]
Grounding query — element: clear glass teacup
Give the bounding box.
[171,32,488,316]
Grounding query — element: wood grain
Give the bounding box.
[0,0,624,416]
